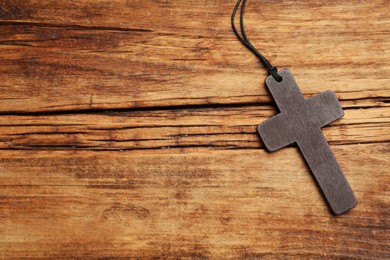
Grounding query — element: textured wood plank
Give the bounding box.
[0,105,388,151]
[0,0,389,258]
[0,0,388,112]
[0,143,389,258]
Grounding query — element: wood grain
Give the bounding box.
[0,0,389,259]
[0,144,389,259]
[0,0,388,112]
[0,105,388,151]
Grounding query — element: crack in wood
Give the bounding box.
[0,21,153,33]
[0,97,387,116]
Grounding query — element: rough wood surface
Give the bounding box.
[0,0,389,259]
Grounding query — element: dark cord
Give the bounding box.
[231,0,282,82]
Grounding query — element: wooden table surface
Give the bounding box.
[1,0,389,258]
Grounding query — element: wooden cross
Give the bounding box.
[258,69,357,215]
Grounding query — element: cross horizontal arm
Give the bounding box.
[305,90,344,128]
[257,113,295,152]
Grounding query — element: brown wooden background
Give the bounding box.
[0,0,389,258]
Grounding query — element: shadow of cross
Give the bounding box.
[257,69,357,215]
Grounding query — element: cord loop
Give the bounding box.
[269,66,282,82]
[231,0,282,82]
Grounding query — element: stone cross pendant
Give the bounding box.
[258,69,357,215]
